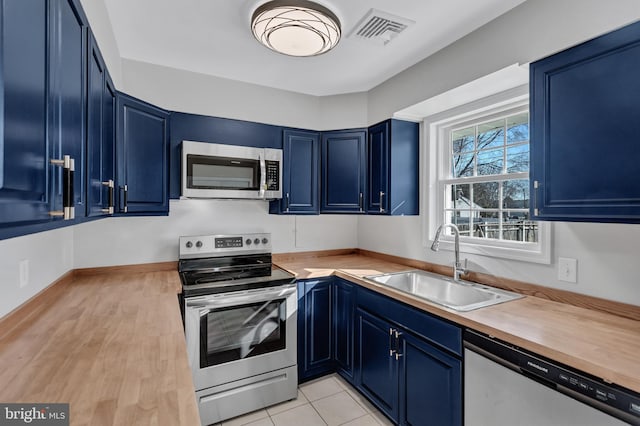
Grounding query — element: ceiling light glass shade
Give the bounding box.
[251,0,341,57]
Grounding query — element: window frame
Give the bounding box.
[423,86,551,264]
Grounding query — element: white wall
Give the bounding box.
[73,200,358,268]
[358,0,640,306]
[0,227,74,318]
[78,0,122,88]
[368,0,640,123]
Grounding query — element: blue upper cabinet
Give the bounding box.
[49,0,87,219]
[116,93,169,214]
[0,0,52,227]
[367,119,419,216]
[530,20,640,223]
[86,31,115,217]
[270,129,319,214]
[169,112,283,199]
[321,129,367,213]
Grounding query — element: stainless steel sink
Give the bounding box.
[365,270,524,312]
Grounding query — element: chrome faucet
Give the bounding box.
[431,223,467,281]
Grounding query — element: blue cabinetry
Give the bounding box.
[355,287,462,425]
[116,93,169,214]
[0,0,51,227]
[321,130,367,213]
[367,120,419,216]
[298,277,334,382]
[333,278,355,381]
[49,0,87,219]
[530,20,640,223]
[270,129,319,214]
[1,0,88,229]
[298,277,355,384]
[86,31,115,217]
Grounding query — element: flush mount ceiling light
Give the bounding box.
[251,0,341,57]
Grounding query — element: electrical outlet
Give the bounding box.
[19,259,29,288]
[557,257,577,283]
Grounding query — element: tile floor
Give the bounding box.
[213,374,393,426]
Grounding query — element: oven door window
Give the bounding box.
[187,154,260,190]
[200,298,286,368]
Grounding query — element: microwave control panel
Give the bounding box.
[265,160,280,191]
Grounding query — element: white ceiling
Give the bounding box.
[103,0,526,96]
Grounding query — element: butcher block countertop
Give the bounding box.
[0,268,200,426]
[1,251,639,426]
[274,252,640,394]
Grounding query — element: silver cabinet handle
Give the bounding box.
[50,155,75,220]
[379,191,386,213]
[533,180,539,216]
[359,192,364,212]
[286,192,290,213]
[120,184,128,213]
[101,180,114,214]
[389,328,396,356]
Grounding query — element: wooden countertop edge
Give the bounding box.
[333,270,638,390]
[0,270,75,341]
[356,249,640,322]
[1,261,181,341]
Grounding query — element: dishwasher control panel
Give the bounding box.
[465,330,640,425]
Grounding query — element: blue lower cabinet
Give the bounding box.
[399,331,462,426]
[333,278,355,382]
[356,309,399,421]
[298,278,334,382]
[355,288,462,425]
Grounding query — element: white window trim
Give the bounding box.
[422,85,551,264]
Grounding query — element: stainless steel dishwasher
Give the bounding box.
[464,330,640,426]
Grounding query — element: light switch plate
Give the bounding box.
[558,257,577,283]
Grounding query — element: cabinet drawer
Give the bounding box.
[357,287,462,356]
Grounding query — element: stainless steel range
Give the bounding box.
[179,233,297,425]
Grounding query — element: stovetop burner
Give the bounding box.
[178,233,295,298]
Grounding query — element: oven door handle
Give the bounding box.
[186,284,296,311]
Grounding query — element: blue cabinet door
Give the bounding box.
[367,119,419,216]
[530,21,640,223]
[86,31,115,217]
[270,129,319,214]
[367,122,389,214]
[321,130,367,213]
[0,0,51,227]
[333,278,355,382]
[356,308,399,422]
[116,93,169,214]
[298,278,334,382]
[49,0,87,218]
[399,331,462,426]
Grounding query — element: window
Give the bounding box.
[446,111,536,242]
[425,91,550,263]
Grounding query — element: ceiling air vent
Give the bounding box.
[349,9,415,45]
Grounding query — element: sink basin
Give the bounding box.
[365,270,524,312]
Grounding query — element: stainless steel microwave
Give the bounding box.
[182,141,282,200]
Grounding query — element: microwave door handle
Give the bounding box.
[259,154,266,198]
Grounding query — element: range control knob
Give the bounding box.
[262,238,269,245]
[254,238,260,245]
[185,241,193,248]
[196,241,203,248]
[246,238,252,245]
